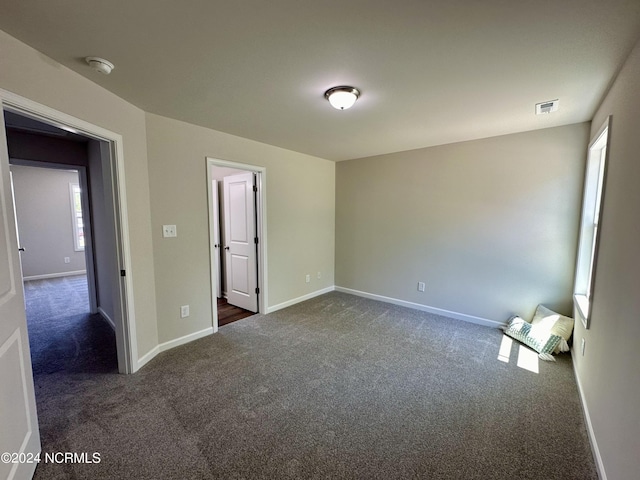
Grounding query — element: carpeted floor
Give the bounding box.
[28,287,597,479]
[24,275,117,375]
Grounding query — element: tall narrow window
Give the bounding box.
[69,183,85,251]
[574,118,610,328]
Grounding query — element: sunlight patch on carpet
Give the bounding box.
[497,334,539,373]
[517,345,539,373]
[498,335,512,363]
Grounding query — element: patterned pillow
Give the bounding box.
[530,305,574,354]
[503,315,562,361]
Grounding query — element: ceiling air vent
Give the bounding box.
[535,99,559,115]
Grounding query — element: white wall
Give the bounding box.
[336,123,590,323]
[10,165,86,278]
[211,166,247,181]
[145,113,335,344]
[572,37,640,480]
[0,28,159,359]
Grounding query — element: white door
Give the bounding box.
[223,173,258,312]
[0,106,41,479]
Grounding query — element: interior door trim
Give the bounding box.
[1,87,138,373]
[206,157,267,331]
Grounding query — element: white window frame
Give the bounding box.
[574,117,610,328]
[69,182,85,251]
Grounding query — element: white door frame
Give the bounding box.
[206,157,267,331]
[1,88,138,374]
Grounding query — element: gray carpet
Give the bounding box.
[28,287,597,479]
[24,275,117,375]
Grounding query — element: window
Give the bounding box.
[574,117,610,328]
[69,183,85,251]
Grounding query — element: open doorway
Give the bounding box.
[0,95,136,374]
[0,92,141,479]
[207,158,267,330]
[9,160,117,374]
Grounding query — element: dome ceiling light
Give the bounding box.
[324,86,360,110]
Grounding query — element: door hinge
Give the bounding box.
[253,185,258,192]
[255,287,260,294]
[120,270,126,277]
[254,237,259,244]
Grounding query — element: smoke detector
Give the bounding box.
[535,99,559,115]
[85,56,114,75]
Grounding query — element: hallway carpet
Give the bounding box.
[29,291,597,479]
[24,275,117,375]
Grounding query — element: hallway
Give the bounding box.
[24,275,116,375]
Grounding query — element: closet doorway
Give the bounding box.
[206,158,267,330]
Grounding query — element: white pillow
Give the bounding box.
[530,305,574,354]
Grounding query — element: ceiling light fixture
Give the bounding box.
[85,56,115,75]
[324,86,360,110]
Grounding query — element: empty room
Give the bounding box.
[1,2,639,479]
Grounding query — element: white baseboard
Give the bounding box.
[23,270,87,281]
[98,307,116,331]
[335,286,504,328]
[135,327,215,371]
[158,327,214,352]
[136,345,160,371]
[571,350,607,480]
[266,286,335,314]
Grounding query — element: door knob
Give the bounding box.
[224,246,230,250]
[18,247,25,252]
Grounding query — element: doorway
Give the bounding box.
[0,92,137,374]
[0,91,141,477]
[9,159,117,374]
[207,158,267,330]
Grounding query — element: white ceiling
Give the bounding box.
[1,1,639,161]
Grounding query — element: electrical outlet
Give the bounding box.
[317,271,321,279]
[163,225,177,238]
[64,257,70,264]
[180,305,190,318]
[418,281,426,292]
[305,274,311,283]
[581,338,586,356]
